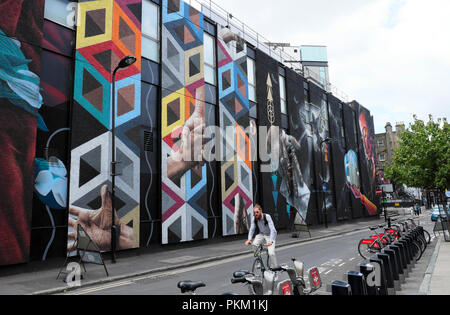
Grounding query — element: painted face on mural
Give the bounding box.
[359,113,372,161]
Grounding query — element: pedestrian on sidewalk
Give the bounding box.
[245,204,278,268]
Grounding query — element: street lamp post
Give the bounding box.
[111,56,136,264]
[320,138,332,229]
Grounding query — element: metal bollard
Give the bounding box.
[347,271,367,295]
[358,263,378,295]
[383,248,401,291]
[404,236,416,266]
[398,240,412,273]
[377,253,395,295]
[331,280,352,295]
[389,245,406,284]
[369,257,388,296]
[396,242,410,277]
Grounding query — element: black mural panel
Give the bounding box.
[31,48,73,261]
[343,104,363,219]
[307,83,333,225]
[140,82,160,246]
[284,69,316,226]
[328,95,349,221]
[255,49,290,229]
[352,101,379,216]
[0,0,46,266]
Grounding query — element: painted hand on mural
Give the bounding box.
[68,185,134,252]
[167,86,206,182]
[219,27,242,44]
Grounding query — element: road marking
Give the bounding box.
[65,280,134,295]
[324,269,333,275]
[63,229,369,295]
[349,258,356,261]
[338,263,346,267]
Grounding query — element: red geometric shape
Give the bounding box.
[217,40,233,68]
[223,186,252,214]
[162,182,185,223]
[78,40,139,83]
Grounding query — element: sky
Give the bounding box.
[212,0,450,133]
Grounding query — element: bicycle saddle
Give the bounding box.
[270,264,289,272]
[233,270,252,278]
[177,281,206,293]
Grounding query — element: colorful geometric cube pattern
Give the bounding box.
[161,0,208,244]
[217,26,254,236]
[69,0,142,252]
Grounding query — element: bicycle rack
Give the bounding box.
[332,221,432,296]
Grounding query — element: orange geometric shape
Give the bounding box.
[112,1,141,71]
[236,123,252,170]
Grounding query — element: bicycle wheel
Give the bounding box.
[358,239,381,260]
[412,241,423,262]
[417,234,427,251]
[423,229,431,244]
[250,258,265,295]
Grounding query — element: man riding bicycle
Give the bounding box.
[245,204,278,268]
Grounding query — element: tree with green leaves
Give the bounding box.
[384,115,449,195]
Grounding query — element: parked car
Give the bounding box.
[431,205,450,221]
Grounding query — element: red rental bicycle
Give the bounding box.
[358,224,397,260]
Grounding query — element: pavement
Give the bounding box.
[0,208,447,295]
[426,230,450,295]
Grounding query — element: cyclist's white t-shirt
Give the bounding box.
[248,214,277,243]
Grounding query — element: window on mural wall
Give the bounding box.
[142,0,160,63]
[204,33,216,85]
[44,0,74,29]
[247,57,256,102]
[279,74,287,114]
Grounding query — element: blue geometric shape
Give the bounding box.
[114,73,141,128]
[162,0,185,24]
[272,174,277,190]
[272,191,278,206]
[163,18,203,51]
[286,204,291,218]
[187,184,208,220]
[186,164,207,201]
[233,63,249,110]
[74,52,112,130]
[218,62,234,99]
[183,2,204,42]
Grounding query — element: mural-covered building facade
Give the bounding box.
[0,0,379,266]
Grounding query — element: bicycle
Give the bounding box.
[358,225,390,260]
[231,258,322,296]
[250,244,270,294]
[407,218,431,244]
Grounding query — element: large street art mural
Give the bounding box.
[68,0,142,254]
[161,0,209,244]
[0,0,45,266]
[217,27,254,237]
[31,20,75,261]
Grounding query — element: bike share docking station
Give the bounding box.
[330,219,431,295]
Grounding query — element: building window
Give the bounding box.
[142,0,160,63]
[247,57,256,102]
[204,32,216,85]
[380,154,386,162]
[378,139,384,147]
[45,0,74,29]
[279,74,287,114]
